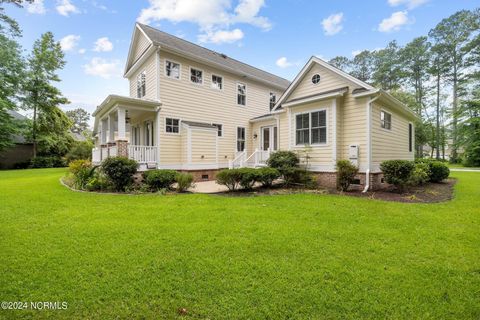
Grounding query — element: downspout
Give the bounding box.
[363,94,380,193]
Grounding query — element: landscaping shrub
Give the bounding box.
[238,168,260,190]
[30,156,66,168]
[85,173,111,191]
[415,159,450,183]
[216,169,242,191]
[176,172,194,192]
[380,160,415,191]
[143,169,177,191]
[68,159,95,189]
[101,157,138,191]
[256,167,280,187]
[336,160,358,191]
[409,162,431,186]
[266,151,299,171]
[282,167,315,187]
[429,161,450,182]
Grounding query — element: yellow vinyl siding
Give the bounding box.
[158,50,283,167]
[371,103,414,171]
[128,53,157,99]
[190,129,217,164]
[132,32,150,65]
[340,95,368,167]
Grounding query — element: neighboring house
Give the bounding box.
[0,110,33,170]
[92,23,417,189]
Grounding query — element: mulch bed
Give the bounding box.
[338,178,456,203]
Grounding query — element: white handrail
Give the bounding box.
[229,150,246,169]
[128,145,157,163]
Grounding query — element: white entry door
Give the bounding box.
[261,126,277,151]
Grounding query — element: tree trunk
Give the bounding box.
[32,103,37,158]
[451,61,458,162]
[436,71,441,160]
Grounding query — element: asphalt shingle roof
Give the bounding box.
[137,23,291,90]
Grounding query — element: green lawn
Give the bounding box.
[448,163,480,170]
[1,169,479,319]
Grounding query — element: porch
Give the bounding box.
[91,95,162,169]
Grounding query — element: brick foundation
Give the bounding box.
[178,169,222,182]
[311,171,385,191]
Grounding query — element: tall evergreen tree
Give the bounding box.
[372,41,403,91]
[349,50,375,83]
[66,108,90,134]
[328,56,351,72]
[428,9,480,162]
[23,32,72,157]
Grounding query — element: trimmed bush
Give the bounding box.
[429,161,450,182]
[380,160,415,191]
[266,151,299,171]
[68,159,95,189]
[176,172,194,192]
[282,167,314,187]
[216,169,242,191]
[237,168,260,190]
[101,157,138,191]
[415,159,450,183]
[256,167,280,187]
[409,162,430,186]
[143,169,177,191]
[336,160,358,191]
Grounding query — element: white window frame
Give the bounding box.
[269,92,276,110]
[165,117,180,134]
[164,59,181,80]
[381,110,392,131]
[211,74,223,90]
[294,108,328,146]
[136,70,146,98]
[212,123,223,137]
[189,67,203,85]
[237,82,247,106]
[236,126,246,152]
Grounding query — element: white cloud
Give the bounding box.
[78,48,86,54]
[26,0,46,14]
[137,0,271,43]
[60,34,80,52]
[56,0,80,16]
[276,57,293,68]
[93,37,113,52]
[83,58,121,79]
[378,11,411,32]
[322,12,344,36]
[198,28,244,44]
[388,0,428,9]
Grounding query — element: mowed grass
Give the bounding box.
[0,169,479,319]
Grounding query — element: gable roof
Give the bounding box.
[134,23,290,90]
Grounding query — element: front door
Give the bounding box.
[261,126,277,151]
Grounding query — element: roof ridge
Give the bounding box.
[137,23,291,85]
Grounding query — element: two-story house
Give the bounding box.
[92,23,417,190]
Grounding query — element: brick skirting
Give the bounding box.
[311,171,385,190]
[178,169,222,182]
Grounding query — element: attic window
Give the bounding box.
[137,71,146,98]
[312,74,321,84]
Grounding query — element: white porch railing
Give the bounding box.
[128,145,158,163]
[229,151,246,169]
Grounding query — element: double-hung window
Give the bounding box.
[166,118,179,133]
[381,111,392,130]
[137,71,146,98]
[269,92,276,110]
[311,111,327,144]
[237,127,245,151]
[212,123,223,137]
[295,110,327,145]
[295,113,310,145]
[211,75,223,90]
[165,60,180,79]
[190,68,203,84]
[237,83,246,106]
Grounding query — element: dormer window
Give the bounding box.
[270,92,276,110]
[136,71,146,98]
[190,68,203,84]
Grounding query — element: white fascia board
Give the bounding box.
[282,90,346,108]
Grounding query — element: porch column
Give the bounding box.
[101,118,107,144]
[116,107,128,158]
[107,114,115,142]
[155,109,161,168]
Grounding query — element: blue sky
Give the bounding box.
[5,0,479,117]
